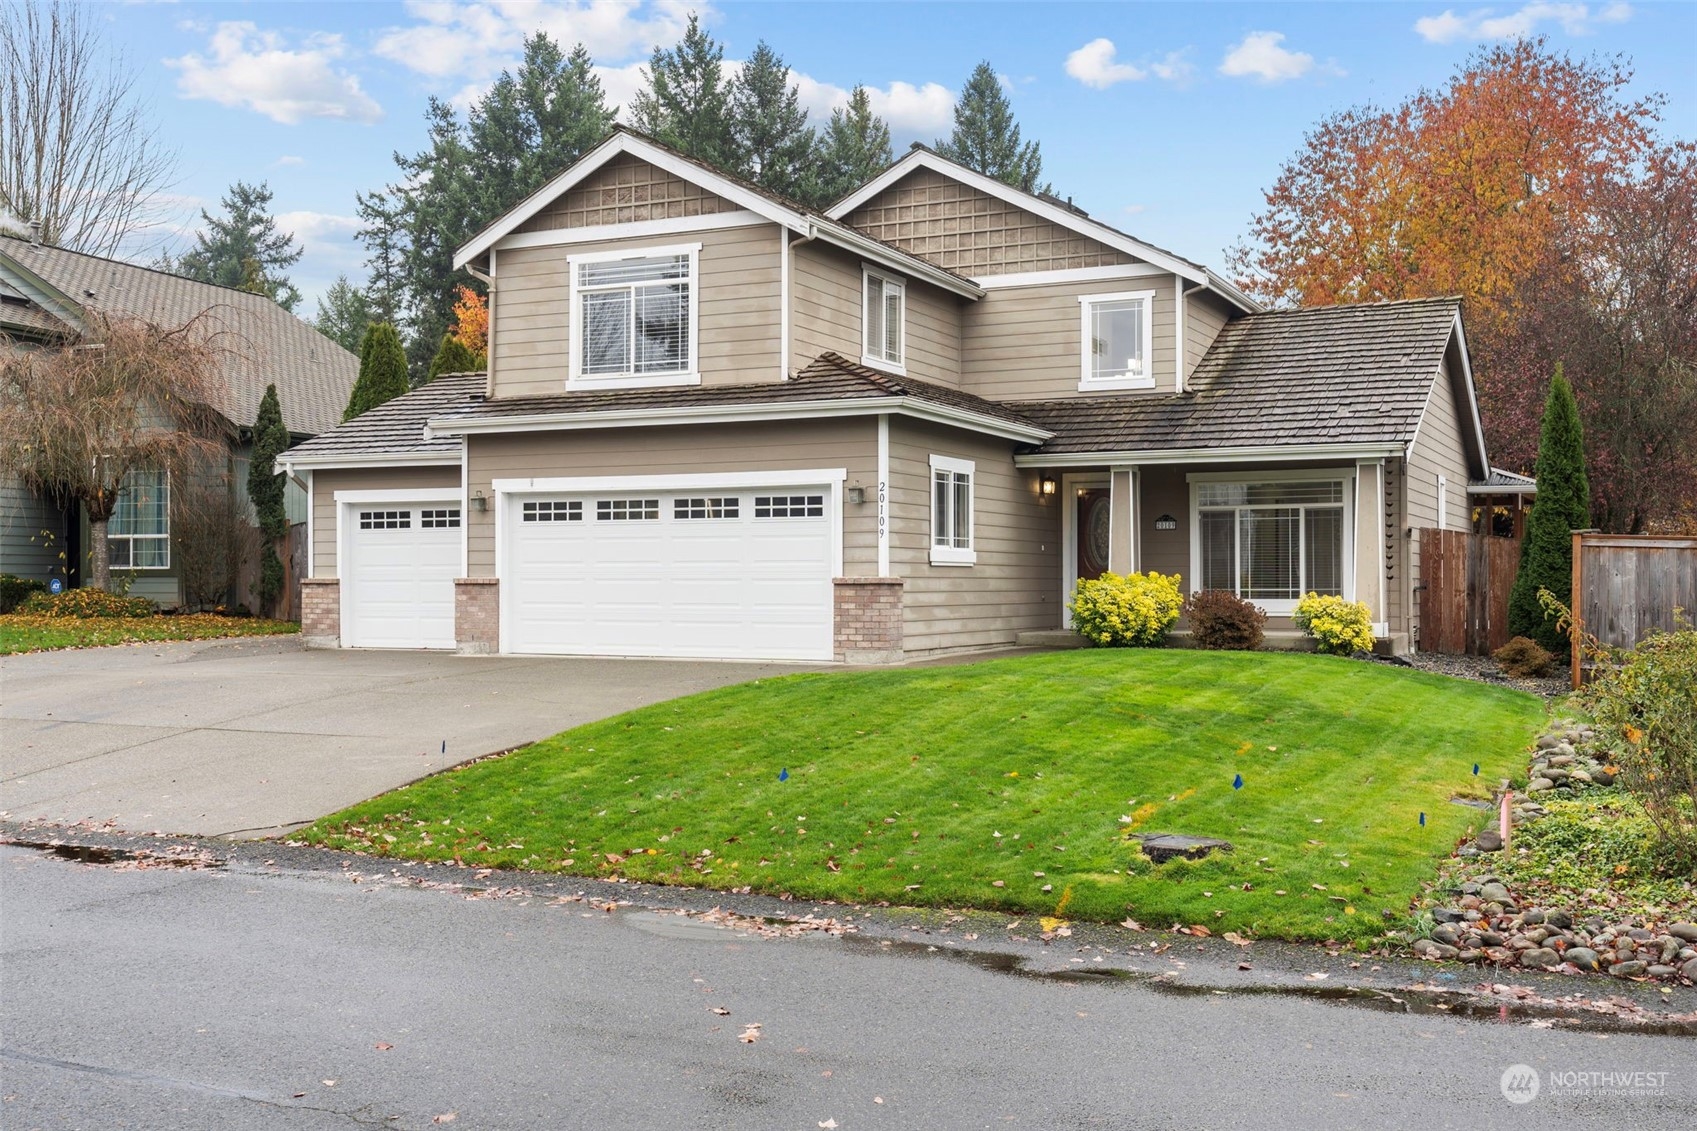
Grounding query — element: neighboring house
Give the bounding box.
[280,129,1499,662]
[0,233,357,606]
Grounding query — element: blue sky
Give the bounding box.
[91,1,1697,311]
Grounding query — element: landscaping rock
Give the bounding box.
[1669,922,1697,943]
[1428,943,1460,960]
[1430,923,1461,946]
[1527,777,1555,793]
[1648,965,1678,978]
[1474,829,1504,852]
[1683,957,1697,982]
[1566,947,1601,972]
[1520,948,1559,968]
[1432,907,1467,924]
[1480,882,1511,904]
[1609,960,1648,978]
[1521,908,1545,925]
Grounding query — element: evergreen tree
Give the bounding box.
[934,62,1045,193]
[343,323,410,421]
[177,182,304,310]
[354,189,406,326]
[393,99,479,379]
[630,13,736,167]
[312,276,373,355]
[729,41,816,200]
[811,85,893,206]
[1507,366,1591,653]
[425,331,482,383]
[246,384,290,612]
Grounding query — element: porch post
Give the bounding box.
[1109,467,1136,573]
[1354,460,1386,631]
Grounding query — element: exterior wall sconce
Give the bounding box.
[847,485,867,505]
[473,490,488,513]
[1039,476,1058,498]
[1154,513,1177,531]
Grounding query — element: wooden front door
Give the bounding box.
[1077,489,1113,580]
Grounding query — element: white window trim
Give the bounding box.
[107,468,171,571]
[1437,474,1448,530]
[861,265,907,375]
[928,453,976,566]
[1185,469,1355,615]
[566,242,701,390]
[1078,289,1156,391]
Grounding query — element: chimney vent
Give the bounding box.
[28,219,41,246]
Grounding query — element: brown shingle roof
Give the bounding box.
[1020,297,1462,455]
[281,373,484,463]
[0,236,357,436]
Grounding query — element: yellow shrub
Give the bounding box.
[1293,592,1376,655]
[1069,571,1184,647]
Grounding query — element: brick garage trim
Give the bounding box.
[455,577,500,655]
[834,577,904,664]
[300,578,340,648]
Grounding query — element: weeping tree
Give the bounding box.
[0,314,227,591]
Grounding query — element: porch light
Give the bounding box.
[473,490,488,513]
[847,485,867,505]
[1039,475,1058,498]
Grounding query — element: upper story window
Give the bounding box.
[568,243,700,388]
[108,468,169,569]
[1079,290,1155,391]
[863,268,906,374]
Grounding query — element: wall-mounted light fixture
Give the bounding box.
[1154,513,1177,531]
[847,485,867,505]
[473,490,488,513]
[1039,475,1058,498]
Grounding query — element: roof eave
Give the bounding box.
[1015,441,1407,468]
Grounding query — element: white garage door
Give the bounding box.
[504,485,834,661]
[343,504,460,649]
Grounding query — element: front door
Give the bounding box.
[1076,488,1113,581]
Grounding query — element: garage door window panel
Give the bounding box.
[675,497,740,519]
[522,500,582,522]
[359,510,411,529]
[598,498,660,521]
[754,495,823,519]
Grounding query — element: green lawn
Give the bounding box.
[300,650,1546,941]
[0,614,299,654]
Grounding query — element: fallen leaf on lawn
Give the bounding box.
[1121,918,1144,931]
[991,880,1005,888]
[1039,916,1068,932]
[433,1115,457,1125]
[374,1042,394,1051]
[1223,932,1252,946]
[1311,884,1327,891]
[1187,924,1211,937]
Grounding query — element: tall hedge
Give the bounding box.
[247,383,290,609]
[343,322,409,421]
[1507,366,1590,653]
[425,331,482,384]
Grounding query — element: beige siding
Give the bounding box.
[517,153,739,233]
[491,223,784,399]
[1404,352,1476,646]
[962,274,1180,400]
[888,420,1059,652]
[464,420,877,577]
[309,466,462,578]
[846,168,1135,275]
[1184,290,1235,381]
[790,241,963,386]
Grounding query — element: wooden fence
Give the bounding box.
[1571,532,1697,687]
[1418,528,1521,655]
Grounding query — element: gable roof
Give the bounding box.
[1016,297,1480,462]
[277,373,484,471]
[825,146,1261,311]
[0,236,357,436]
[454,129,983,300]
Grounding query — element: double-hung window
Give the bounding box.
[1195,478,1347,609]
[862,268,906,373]
[929,454,975,566]
[569,244,699,387]
[107,468,170,569]
[1079,290,1155,390]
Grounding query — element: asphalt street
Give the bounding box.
[3,841,1693,1131]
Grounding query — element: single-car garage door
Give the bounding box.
[504,482,835,661]
[342,502,460,649]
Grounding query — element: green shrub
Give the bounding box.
[1293,593,1376,655]
[1069,571,1184,647]
[1492,635,1556,678]
[1583,627,1697,869]
[0,574,48,614]
[1186,589,1267,650]
[18,588,156,618]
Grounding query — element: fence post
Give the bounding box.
[1570,531,1584,691]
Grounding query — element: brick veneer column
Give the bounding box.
[455,578,500,655]
[833,577,904,664]
[300,578,340,648]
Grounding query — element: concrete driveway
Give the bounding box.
[0,637,811,838]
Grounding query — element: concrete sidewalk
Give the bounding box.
[0,637,808,837]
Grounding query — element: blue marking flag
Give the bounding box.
[1473,763,1480,776]
[1232,773,1243,790]
[778,768,789,782]
[1419,811,1427,827]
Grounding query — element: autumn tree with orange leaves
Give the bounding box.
[449,285,487,357]
[1231,39,1697,532]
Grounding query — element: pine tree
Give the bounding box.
[630,13,736,167]
[343,323,410,421]
[1507,366,1591,653]
[177,182,304,309]
[426,332,482,383]
[729,41,817,200]
[354,189,406,327]
[393,99,479,379]
[312,276,373,355]
[810,85,893,206]
[935,62,1044,193]
[247,384,290,612]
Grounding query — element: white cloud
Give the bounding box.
[273,155,306,168]
[1219,31,1327,83]
[1414,2,1632,43]
[1065,39,1194,88]
[168,23,383,124]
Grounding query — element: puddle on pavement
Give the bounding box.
[625,910,735,942]
[4,840,223,869]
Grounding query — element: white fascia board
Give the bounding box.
[278,450,463,474]
[454,132,804,270]
[975,263,1172,290]
[1015,442,1406,468]
[426,397,1052,445]
[1449,311,1492,476]
[493,468,847,494]
[1204,269,1265,314]
[825,150,1208,287]
[333,487,461,503]
[492,210,767,253]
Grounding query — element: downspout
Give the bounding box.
[1178,280,1209,395]
[783,228,818,380]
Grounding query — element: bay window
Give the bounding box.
[1194,478,1347,606]
[108,468,170,569]
[1079,290,1154,390]
[569,244,698,386]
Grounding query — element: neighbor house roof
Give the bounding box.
[1469,467,1537,493]
[0,236,357,436]
[1017,297,1468,461]
[277,373,485,470]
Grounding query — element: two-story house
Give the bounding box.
[278,129,1490,662]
